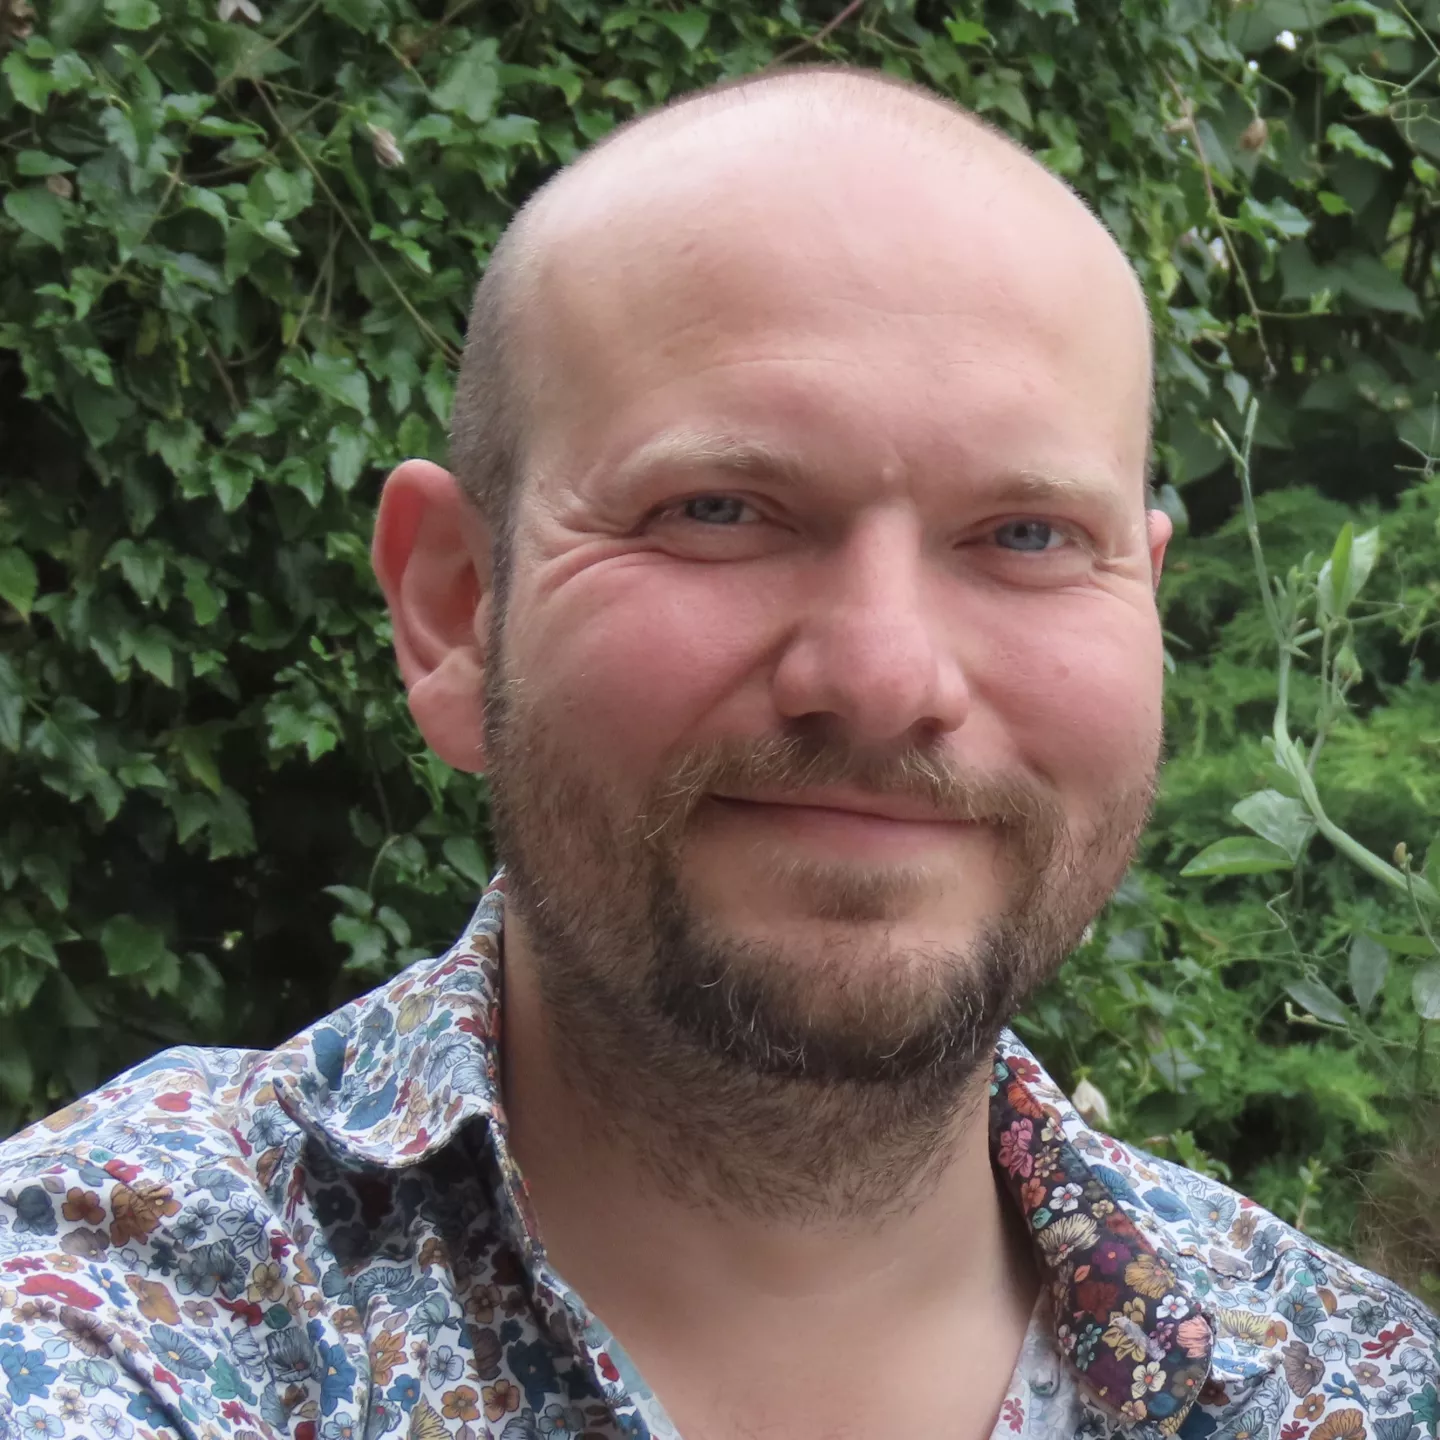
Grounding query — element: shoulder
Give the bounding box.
[1098,1135,1439,1440]
[0,1042,295,1271]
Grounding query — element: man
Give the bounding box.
[0,65,1434,1440]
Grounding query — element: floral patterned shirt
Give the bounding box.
[0,881,1434,1440]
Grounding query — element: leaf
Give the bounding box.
[442,835,490,889]
[16,151,74,176]
[295,352,369,413]
[328,424,368,492]
[1341,70,1390,115]
[1414,964,1440,1021]
[1181,835,1294,877]
[1367,932,1438,957]
[323,884,373,917]
[1231,790,1313,861]
[106,540,166,605]
[1424,837,1439,882]
[945,19,992,44]
[103,0,160,27]
[100,916,175,979]
[433,39,501,123]
[0,655,24,753]
[212,455,256,512]
[1331,253,1421,317]
[1326,122,1392,169]
[1317,525,1380,619]
[1017,0,1077,16]
[0,547,39,619]
[1286,978,1352,1027]
[1,53,52,113]
[1238,195,1311,241]
[654,9,708,50]
[1348,933,1389,1014]
[130,630,175,687]
[4,187,69,249]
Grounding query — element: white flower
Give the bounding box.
[1157,1294,1188,1319]
[1276,29,1297,51]
[218,0,262,21]
[1131,1361,1165,1398]
[1051,1183,1084,1213]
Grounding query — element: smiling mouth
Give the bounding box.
[707,794,974,830]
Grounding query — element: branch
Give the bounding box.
[770,0,867,66]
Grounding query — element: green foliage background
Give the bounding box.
[2,0,1439,1287]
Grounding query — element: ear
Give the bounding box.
[1146,507,1172,593]
[372,459,494,774]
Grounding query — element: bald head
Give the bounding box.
[450,65,1151,555]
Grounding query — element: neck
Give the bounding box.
[501,908,1036,1334]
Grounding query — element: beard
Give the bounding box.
[481,644,1157,1219]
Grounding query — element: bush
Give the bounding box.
[2,0,1438,1290]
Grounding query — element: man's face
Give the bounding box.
[479,114,1169,1083]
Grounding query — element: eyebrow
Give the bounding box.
[611,429,813,488]
[611,428,1134,527]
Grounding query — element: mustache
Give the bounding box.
[633,730,1063,847]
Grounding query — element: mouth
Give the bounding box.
[703,793,983,857]
[707,790,969,827]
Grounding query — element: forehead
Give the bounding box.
[519,109,1152,490]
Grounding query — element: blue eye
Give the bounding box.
[680,496,754,525]
[994,519,1065,552]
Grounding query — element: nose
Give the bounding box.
[769,511,971,747]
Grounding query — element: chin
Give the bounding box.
[684,847,1003,934]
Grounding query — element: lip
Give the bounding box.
[707,791,967,827]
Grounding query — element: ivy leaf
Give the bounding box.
[4,187,69,249]
[16,151,74,176]
[945,19,992,44]
[292,352,369,413]
[100,915,175,979]
[0,656,24,753]
[654,10,709,50]
[1341,70,1390,115]
[1326,122,1392,169]
[130,630,175,687]
[328,424,368,492]
[1414,964,1440,1021]
[1286,978,1351,1027]
[1180,835,1294,877]
[103,0,160,28]
[1331,253,1421,317]
[1348,933,1389,1015]
[212,455,256,512]
[1,53,52,113]
[1237,195,1311,241]
[0,547,39,619]
[442,835,490,889]
[433,40,501,123]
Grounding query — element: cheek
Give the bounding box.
[972,595,1164,792]
[505,558,782,780]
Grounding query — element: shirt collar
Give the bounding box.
[268,877,1211,1434]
